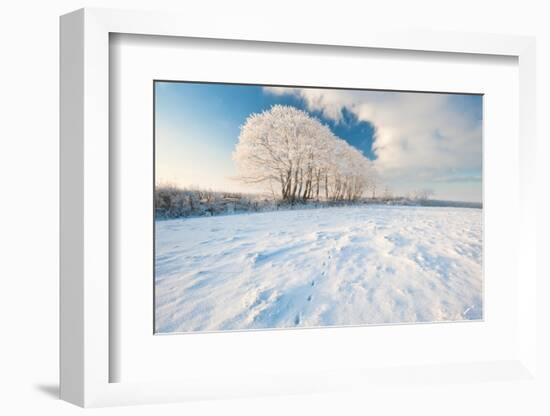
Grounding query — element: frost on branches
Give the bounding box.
[233,105,377,203]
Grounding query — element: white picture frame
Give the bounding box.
[60,7,537,407]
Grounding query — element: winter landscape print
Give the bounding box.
[154,81,483,334]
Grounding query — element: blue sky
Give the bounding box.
[155,81,482,202]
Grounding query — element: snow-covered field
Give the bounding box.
[155,205,482,333]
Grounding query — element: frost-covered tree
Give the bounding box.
[382,186,393,201]
[233,105,377,203]
[367,166,381,199]
[414,188,435,201]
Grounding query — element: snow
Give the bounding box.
[155,205,483,333]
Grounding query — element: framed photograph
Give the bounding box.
[60,8,537,407]
[153,81,484,334]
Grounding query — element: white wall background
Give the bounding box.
[0,1,548,415]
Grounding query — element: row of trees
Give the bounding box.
[154,183,445,219]
[233,105,378,203]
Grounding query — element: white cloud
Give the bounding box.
[264,86,482,197]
